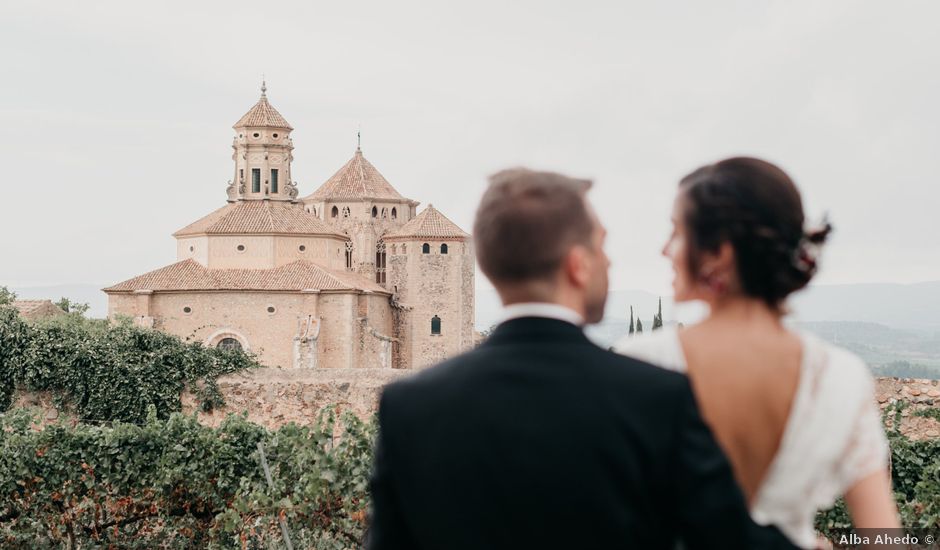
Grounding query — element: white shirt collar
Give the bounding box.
[498,302,585,327]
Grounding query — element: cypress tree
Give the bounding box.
[636,316,643,334]
[629,306,635,335]
[652,297,664,331]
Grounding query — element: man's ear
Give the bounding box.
[564,245,590,289]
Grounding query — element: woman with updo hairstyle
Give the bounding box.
[614,157,899,548]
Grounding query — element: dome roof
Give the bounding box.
[233,87,292,130]
[383,205,469,241]
[305,148,409,201]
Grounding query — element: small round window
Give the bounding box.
[272,133,279,138]
[189,245,194,252]
[266,306,276,314]
[252,132,260,138]
[237,244,245,252]
[299,245,306,252]
[183,306,192,314]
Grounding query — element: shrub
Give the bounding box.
[815,402,940,537]
[0,304,258,423]
[0,408,374,549]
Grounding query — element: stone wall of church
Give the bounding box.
[273,235,348,269]
[316,293,358,369]
[203,235,279,269]
[172,235,348,270]
[176,236,210,266]
[313,292,394,369]
[387,239,475,369]
[305,199,415,279]
[357,292,396,369]
[108,290,395,370]
[459,249,476,347]
[107,293,142,321]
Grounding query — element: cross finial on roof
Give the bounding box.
[261,75,267,97]
[357,125,361,151]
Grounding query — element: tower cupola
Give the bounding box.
[227,81,298,202]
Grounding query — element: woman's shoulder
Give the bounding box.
[611,325,687,372]
[799,330,875,391]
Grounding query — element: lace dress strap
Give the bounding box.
[751,332,889,548]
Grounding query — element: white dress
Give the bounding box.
[612,327,890,549]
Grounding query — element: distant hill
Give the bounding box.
[790,281,940,331]
[797,321,940,372]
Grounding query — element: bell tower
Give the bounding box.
[228,81,299,202]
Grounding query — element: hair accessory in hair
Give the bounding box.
[792,215,832,274]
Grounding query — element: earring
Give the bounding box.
[702,271,727,296]
[711,275,727,295]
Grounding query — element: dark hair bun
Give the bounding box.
[679,157,830,308]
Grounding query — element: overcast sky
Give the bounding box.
[2,0,938,296]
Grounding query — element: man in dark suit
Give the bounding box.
[367,169,796,549]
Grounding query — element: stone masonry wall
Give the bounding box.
[109,290,394,371]
[178,373,940,436]
[14,373,940,439]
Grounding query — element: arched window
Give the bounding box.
[391,207,397,219]
[217,337,242,351]
[375,242,387,284]
[312,206,317,217]
[431,315,441,335]
[372,206,378,218]
[343,207,351,218]
[440,243,448,254]
[345,242,354,270]
[422,243,430,254]
[331,206,339,218]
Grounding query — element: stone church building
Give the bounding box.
[105,85,475,369]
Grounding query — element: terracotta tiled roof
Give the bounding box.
[12,300,66,318]
[173,201,346,238]
[383,205,469,241]
[304,149,407,201]
[233,94,293,130]
[104,259,388,294]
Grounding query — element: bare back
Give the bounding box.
[678,320,802,503]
